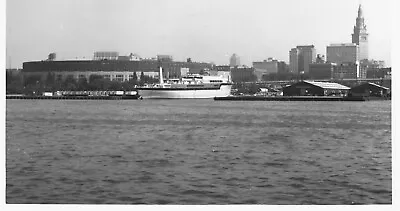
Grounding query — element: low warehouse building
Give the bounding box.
[349,82,389,97]
[283,80,350,96]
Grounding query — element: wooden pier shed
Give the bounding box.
[283,80,350,96]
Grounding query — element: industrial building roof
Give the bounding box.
[303,81,350,90]
[364,82,389,90]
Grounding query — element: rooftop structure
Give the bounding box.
[93,51,119,60]
[350,82,389,97]
[303,80,350,90]
[309,63,336,80]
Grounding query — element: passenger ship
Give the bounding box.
[137,67,232,99]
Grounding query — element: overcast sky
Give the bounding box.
[6,0,392,68]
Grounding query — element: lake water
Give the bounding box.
[6,99,392,204]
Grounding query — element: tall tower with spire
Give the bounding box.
[352,4,369,61]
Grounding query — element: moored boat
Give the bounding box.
[137,66,232,99]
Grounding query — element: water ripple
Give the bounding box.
[6,100,391,204]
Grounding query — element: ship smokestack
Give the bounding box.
[159,66,164,84]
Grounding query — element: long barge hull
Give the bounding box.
[138,84,232,99]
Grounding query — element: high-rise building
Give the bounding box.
[252,58,288,80]
[323,4,370,80]
[230,67,256,82]
[277,61,289,74]
[253,58,279,74]
[229,54,240,67]
[359,59,385,79]
[333,62,360,79]
[309,63,336,80]
[326,43,359,65]
[298,45,317,74]
[289,48,300,73]
[289,45,316,74]
[252,58,279,81]
[289,48,299,73]
[326,43,363,79]
[352,4,368,60]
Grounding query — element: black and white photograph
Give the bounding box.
[3,0,395,207]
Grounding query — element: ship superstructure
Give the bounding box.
[137,66,232,99]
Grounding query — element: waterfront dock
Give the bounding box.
[6,95,141,100]
[214,96,390,101]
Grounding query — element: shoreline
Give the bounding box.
[214,95,390,102]
[6,95,141,100]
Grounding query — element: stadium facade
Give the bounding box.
[22,53,214,82]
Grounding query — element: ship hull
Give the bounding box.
[138,84,232,99]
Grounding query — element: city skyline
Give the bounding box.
[6,0,392,68]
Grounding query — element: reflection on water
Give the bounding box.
[6,100,391,204]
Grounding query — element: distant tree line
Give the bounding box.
[6,71,159,95]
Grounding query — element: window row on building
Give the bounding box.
[308,62,366,80]
[23,71,160,83]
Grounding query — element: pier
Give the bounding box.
[6,95,141,100]
[214,96,390,102]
